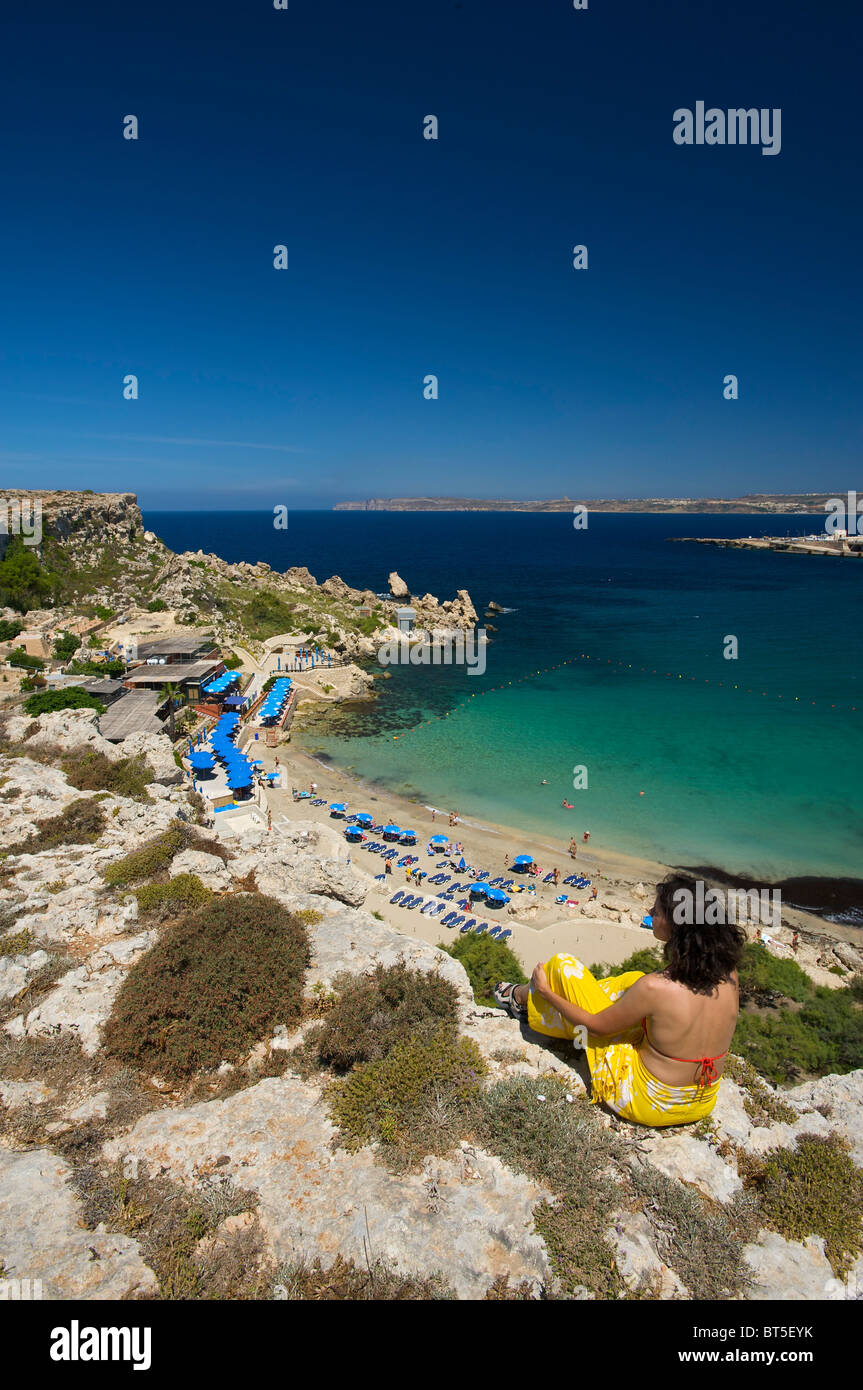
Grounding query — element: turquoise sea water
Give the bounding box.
[148,511,863,886]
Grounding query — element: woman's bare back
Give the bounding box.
[638,971,739,1087]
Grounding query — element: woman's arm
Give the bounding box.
[531,964,658,1037]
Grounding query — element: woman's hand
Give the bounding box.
[531,962,549,999]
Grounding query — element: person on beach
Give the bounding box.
[590,886,598,901]
[552,867,559,886]
[431,808,436,822]
[583,831,590,842]
[504,853,510,869]
[385,859,392,876]
[569,838,577,859]
[494,874,742,1128]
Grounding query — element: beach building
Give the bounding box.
[99,689,168,741]
[128,634,219,665]
[79,677,125,706]
[122,658,224,704]
[395,606,416,633]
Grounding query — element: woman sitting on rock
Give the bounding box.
[494,875,743,1128]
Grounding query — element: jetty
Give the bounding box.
[673,534,863,559]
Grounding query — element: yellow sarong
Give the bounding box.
[527,954,720,1128]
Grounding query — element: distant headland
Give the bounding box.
[334,492,849,514]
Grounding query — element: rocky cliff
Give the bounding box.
[0,490,478,659]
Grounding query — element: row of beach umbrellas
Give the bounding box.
[259,677,293,722]
[202,670,242,696]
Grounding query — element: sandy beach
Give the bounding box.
[220,734,805,979]
[212,712,863,987]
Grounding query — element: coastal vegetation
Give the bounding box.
[440,931,527,1008]
[104,893,311,1081]
[740,1133,863,1276]
[22,687,105,717]
[3,796,106,857]
[327,1027,487,1167]
[309,962,460,1069]
[103,822,231,887]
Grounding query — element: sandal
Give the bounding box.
[494,981,527,1020]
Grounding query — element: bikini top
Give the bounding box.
[641,1018,727,1088]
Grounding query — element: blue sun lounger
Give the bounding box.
[498,928,512,941]
[390,891,404,905]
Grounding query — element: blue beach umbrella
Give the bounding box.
[429,834,449,846]
[513,854,533,869]
[355,812,373,825]
[329,802,347,814]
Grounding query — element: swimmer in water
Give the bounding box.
[540,779,548,785]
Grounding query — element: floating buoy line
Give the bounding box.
[390,653,856,739]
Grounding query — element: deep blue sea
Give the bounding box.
[146,510,863,903]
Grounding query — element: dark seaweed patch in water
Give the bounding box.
[681,866,863,929]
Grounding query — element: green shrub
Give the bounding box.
[59,748,153,802]
[7,647,45,671]
[146,599,167,612]
[590,946,664,979]
[440,932,526,1008]
[747,1133,863,1276]
[103,893,311,1080]
[733,981,863,1083]
[327,1026,486,1164]
[5,797,106,856]
[23,688,104,717]
[0,538,51,612]
[0,619,23,643]
[738,943,814,1003]
[134,874,212,916]
[313,963,460,1069]
[53,631,80,660]
[0,928,34,957]
[243,593,296,641]
[103,824,189,886]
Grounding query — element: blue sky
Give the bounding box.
[1,0,860,508]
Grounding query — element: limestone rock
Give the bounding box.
[743,1230,835,1300]
[121,730,182,784]
[5,933,154,1055]
[0,949,50,1001]
[0,1148,157,1300]
[636,1131,742,1204]
[610,1210,689,1298]
[170,849,232,890]
[103,1075,551,1299]
[388,571,410,599]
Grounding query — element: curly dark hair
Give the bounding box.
[654,874,746,995]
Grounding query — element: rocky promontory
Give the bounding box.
[0,709,861,1302]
